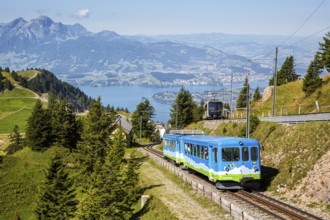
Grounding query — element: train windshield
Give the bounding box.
[222,148,240,161]
[208,102,222,110]
[242,147,249,161]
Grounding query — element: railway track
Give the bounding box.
[143,144,163,157]
[232,190,323,220]
[141,145,325,220]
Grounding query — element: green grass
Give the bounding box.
[0,108,33,133]
[247,74,330,117]
[0,87,36,98]
[18,70,39,80]
[189,120,330,194]
[0,88,38,133]
[0,147,56,220]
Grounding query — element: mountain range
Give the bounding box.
[1,16,315,87]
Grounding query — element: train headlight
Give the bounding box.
[239,141,243,145]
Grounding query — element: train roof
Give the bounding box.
[183,135,259,146]
[164,133,259,146]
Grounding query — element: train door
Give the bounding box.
[241,146,252,175]
[175,139,180,164]
[250,146,260,174]
[240,146,260,175]
[209,146,218,181]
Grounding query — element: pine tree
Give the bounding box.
[284,56,300,82]
[303,53,323,96]
[50,100,81,150]
[36,155,78,220]
[192,100,204,122]
[26,100,52,151]
[4,79,13,91]
[169,86,197,128]
[236,77,249,108]
[0,80,4,92]
[253,87,262,101]
[6,125,23,155]
[11,70,19,81]
[131,99,155,139]
[77,98,112,185]
[269,56,299,86]
[76,187,102,220]
[96,131,136,219]
[319,31,330,72]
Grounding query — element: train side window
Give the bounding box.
[212,148,218,163]
[242,147,249,161]
[251,147,258,161]
[200,146,204,159]
[197,145,200,157]
[193,145,196,156]
[205,147,209,160]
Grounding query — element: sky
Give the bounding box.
[1,0,329,37]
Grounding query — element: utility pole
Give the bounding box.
[272,47,278,117]
[175,103,178,129]
[230,72,233,119]
[139,113,142,141]
[246,75,250,138]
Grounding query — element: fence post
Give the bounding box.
[316,101,320,111]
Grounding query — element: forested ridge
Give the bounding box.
[0,67,92,111]
[26,69,92,110]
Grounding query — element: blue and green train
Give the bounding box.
[163,130,261,190]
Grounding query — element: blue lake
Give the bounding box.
[79,80,268,123]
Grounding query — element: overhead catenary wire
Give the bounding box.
[250,0,327,61]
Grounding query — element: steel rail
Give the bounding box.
[238,191,323,220]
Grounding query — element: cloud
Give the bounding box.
[74,9,90,19]
[36,9,47,15]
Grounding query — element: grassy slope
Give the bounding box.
[18,70,39,79]
[0,71,39,134]
[250,74,330,116]
[0,88,37,133]
[188,121,330,205]
[0,147,55,219]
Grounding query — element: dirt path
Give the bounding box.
[139,159,231,220]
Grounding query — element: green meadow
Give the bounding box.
[0,87,37,133]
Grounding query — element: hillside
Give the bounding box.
[0,71,39,133]
[0,68,91,152]
[249,73,330,116]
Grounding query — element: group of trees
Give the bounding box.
[131,99,161,142]
[303,32,330,95]
[168,87,204,129]
[30,98,141,219]
[236,77,262,109]
[27,69,92,111]
[0,67,14,92]
[0,67,92,112]
[269,56,300,86]
[25,99,82,152]
[130,87,204,139]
